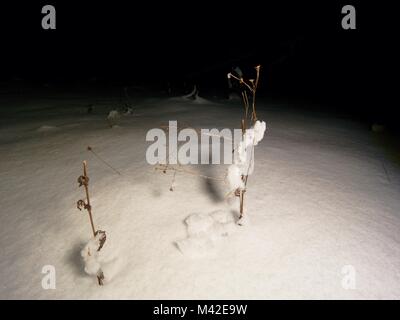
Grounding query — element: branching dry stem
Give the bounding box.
[229,65,262,219]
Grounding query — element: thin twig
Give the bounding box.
[155,164,225,182]
[228,73,254,92]
[87,146,121,176]
[382,160,391,183]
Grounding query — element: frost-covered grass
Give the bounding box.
[0,91,400,299]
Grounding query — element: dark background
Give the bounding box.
[0,1,397,125]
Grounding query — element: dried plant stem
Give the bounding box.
[77,161,106,286]
[82,161,96,237]
[251,92,257,122]
[230,65,262,220]
[251,67,260,121]
[239,120,247,219]
[97,274,104,286]
[241,118,246,134]
[241,91,250,121]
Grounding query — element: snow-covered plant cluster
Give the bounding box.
[227,120,266,193]
[76,161,120,286]
[106,104,134,127]
[226,65,266,224]
[81,231,107,285]
[107,110,121,127]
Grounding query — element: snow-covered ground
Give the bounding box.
[1,90,400,299]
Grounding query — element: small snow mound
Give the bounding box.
[81,232,122,284]
[237,214,251,227]
[81,233,104,277]
[185,213,214,236]
[37,125,58,132]
[107,110,121,127]
[210,209,234,224]
[176,210,237,258]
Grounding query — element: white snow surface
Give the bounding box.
[1,93,400,299]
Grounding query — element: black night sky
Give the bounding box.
[0,1,397,125]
